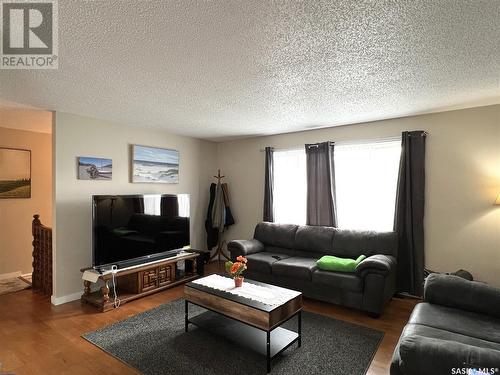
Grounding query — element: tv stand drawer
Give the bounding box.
[139,267,158,292]
[158,265,174,286]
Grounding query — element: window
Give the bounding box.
[273,149,307,225]
[178,194,190,217]
[334,139,401,231]
[143,194,190,217]
[271,139,401,230]
[143,195,161,215]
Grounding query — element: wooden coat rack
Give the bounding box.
[213,169,225,182]
[210,169,230,264]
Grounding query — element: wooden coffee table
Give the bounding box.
[184,276,302,373]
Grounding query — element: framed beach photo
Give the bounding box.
[0,147,31,199]
[132,145,179,183]
[77,157,113,180]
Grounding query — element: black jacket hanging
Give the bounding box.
[205,183,219,249]
[221,183,235,227]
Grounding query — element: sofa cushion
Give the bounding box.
[254,222,298,249]
[398,334,500,375]
[294,225,336,255]
[424,273,500,319]
[332,229,397,258]
[272,257,318,280]
[263,245,295,257]
[401,323,500,352]
[409,302,500,344]
[312,270,363,292]
[245,252,292,274]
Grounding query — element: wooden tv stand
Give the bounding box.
[80,252,199,312]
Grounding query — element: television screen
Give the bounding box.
[92,194,190,268]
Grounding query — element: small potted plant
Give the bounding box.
[225,255,248,287]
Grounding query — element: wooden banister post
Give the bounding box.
[32,214,52,295]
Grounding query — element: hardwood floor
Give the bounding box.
[0,263,417,375]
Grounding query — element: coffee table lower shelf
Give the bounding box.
[186,307,301,373]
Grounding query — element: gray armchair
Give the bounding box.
[391,274,500,374]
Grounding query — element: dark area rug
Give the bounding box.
[83,299,383,375]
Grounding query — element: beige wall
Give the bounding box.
[217,105,500,287]
[0,107,52,134]
[0,126,52,276]
[53,112,217,301]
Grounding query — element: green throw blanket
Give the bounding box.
[316,254,366,273]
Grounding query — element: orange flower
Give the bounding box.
[230,262,241,274]
[236,255,247,264]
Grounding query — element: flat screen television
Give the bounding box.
[92,194,190,269]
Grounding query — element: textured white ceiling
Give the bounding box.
[0,0,499,141]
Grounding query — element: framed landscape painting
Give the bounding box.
[0,147,31,198]
[132,145,179,183]
[78,157,112,180]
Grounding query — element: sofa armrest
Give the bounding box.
[398,335,500,375]
[424,273,500,319]
[355,254,396,278]
[227,239,264,259]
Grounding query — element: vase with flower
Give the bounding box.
[225,255,248,287]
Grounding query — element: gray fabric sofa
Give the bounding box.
[391,274,500,375]
[227,222,398,316]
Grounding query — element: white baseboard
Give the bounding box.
[51,291,82,305]
[0,271,22,280]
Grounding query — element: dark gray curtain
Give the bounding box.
[263,146,274,222]
[394,131,427,296]
[160,196,179,216]
[305,142,337,227]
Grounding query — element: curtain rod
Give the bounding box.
[259,134,422,152]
